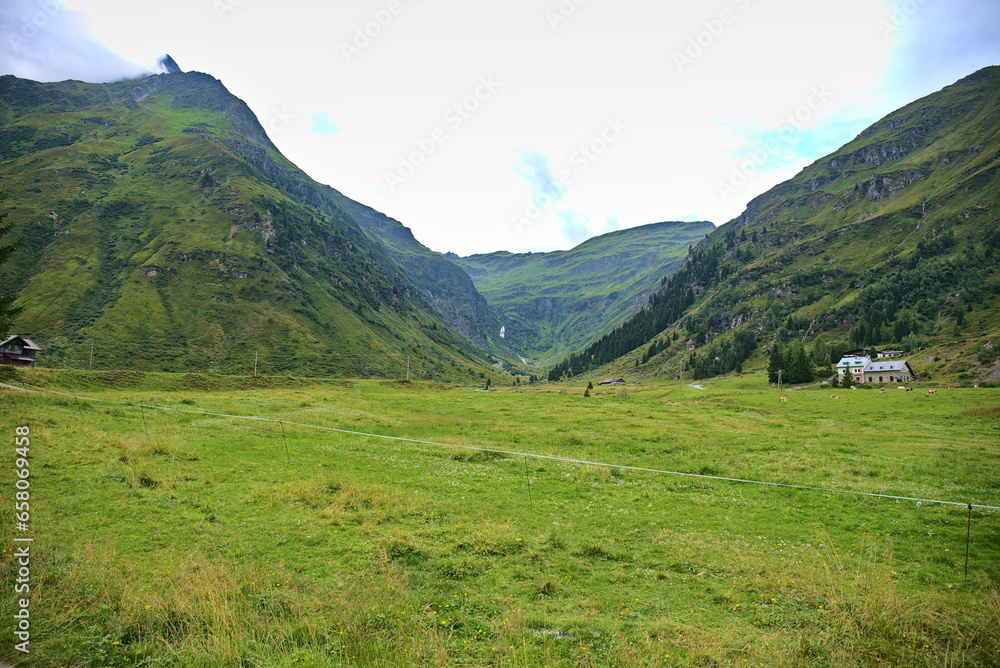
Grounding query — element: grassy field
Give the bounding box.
[1,369,998,667]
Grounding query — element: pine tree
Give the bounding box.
[791,344,813,384]
[0,204,24,337]
[812,340,826,365]
[768,343,784,384]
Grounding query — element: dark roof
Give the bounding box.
[1,335,41,351]
[2,353,36,362]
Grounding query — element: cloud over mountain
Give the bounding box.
[0,0,148,82]
[513,150,565,207]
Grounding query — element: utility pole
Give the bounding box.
[89,341,93,371]
[778,369,782,392]
[254,351,258,377]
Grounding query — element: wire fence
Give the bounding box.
[7,379,999,512]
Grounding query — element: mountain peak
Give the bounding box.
[156,54,182,74]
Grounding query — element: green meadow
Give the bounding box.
[1,370,998,667]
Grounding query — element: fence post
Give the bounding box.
[964,503,972,580]
[524,456,533,510]
[279,420,290,464]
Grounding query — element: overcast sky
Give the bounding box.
[2,1,999,255]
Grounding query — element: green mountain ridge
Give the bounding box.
[0,72,502,381]
[549,66,1000,383]
[446,220,715,364]
[328,194,511,356]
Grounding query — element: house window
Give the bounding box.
[879,376,883,383]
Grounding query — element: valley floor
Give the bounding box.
[1,370,998,667]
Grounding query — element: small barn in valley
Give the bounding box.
[599,378,626,386]
[0,335,41,368]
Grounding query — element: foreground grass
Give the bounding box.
[1,370,998,666]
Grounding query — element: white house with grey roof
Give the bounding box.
[836,354,916,384]
[836,355,870,383]
[862,358,916,384]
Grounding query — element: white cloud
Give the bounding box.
[556,210,590,247]
[513,150,565,207]
[0,0,148,82]
[310,112,341,136]
[3,0,998,254]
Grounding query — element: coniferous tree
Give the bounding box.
[791,344,813,384]
[812,340,826,365]
[768,343,785,384]
[0,204,24,337]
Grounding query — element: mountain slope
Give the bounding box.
[328,194,510,355]
[550,66,1000,382]
[446,221,714,364]
[0,72,498,381]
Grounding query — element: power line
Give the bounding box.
[9,380,1000,511]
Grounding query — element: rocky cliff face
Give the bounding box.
[328,194,510,354]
